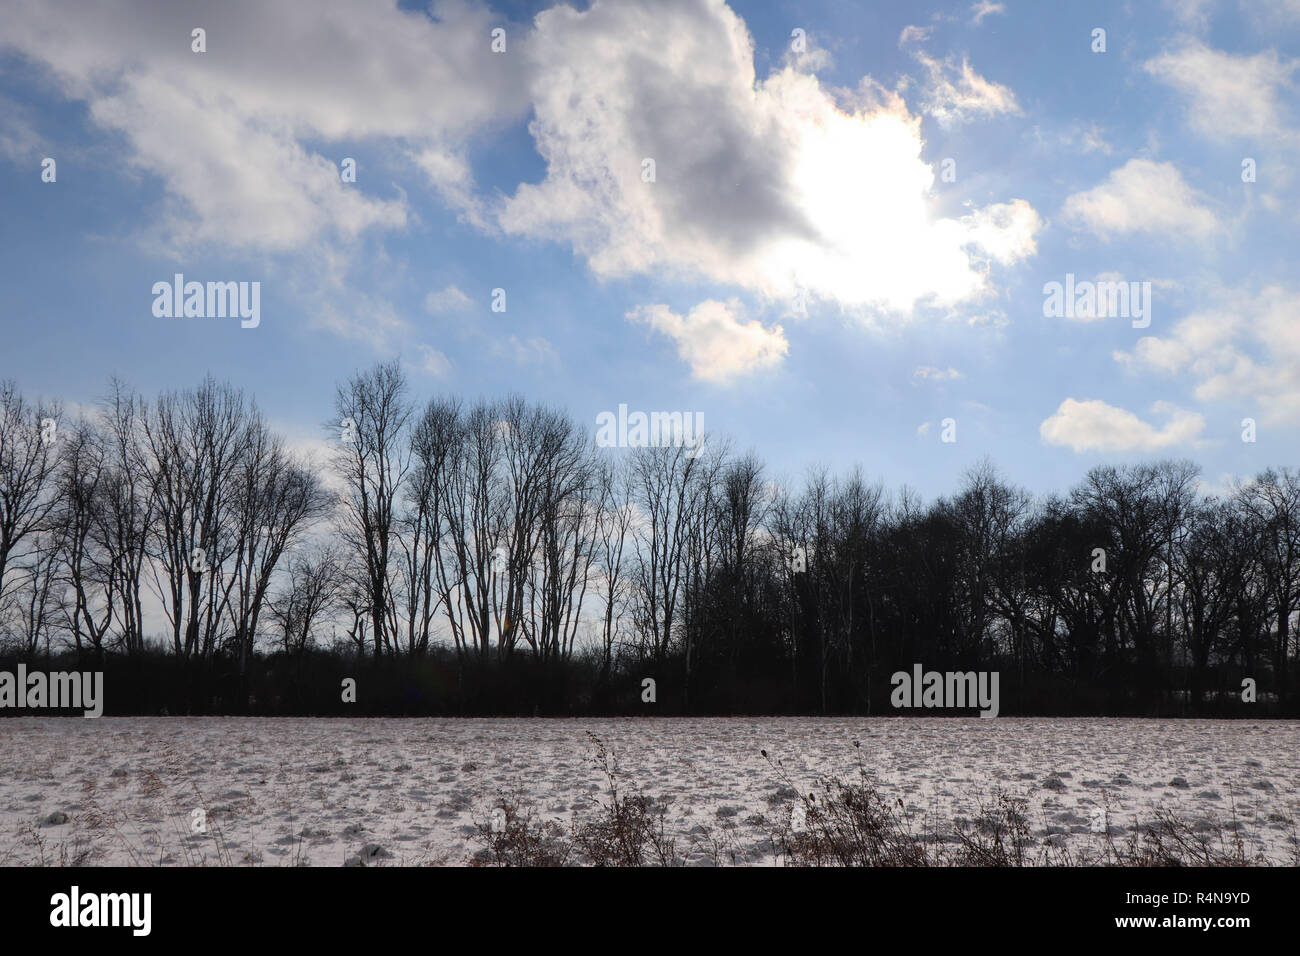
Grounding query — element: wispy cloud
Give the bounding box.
[628,300,788,384]
[913,366,964,382]
[1040,398,1205,452]
[1115,285,1300,425]
[0,0,529,252]
[970,2,1006,26]
[424,285,475,316]
[1145,40,1299,142]
[1062,159,1219,240]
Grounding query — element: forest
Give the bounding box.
[1,364,1296,716]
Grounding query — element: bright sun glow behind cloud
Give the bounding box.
[501,0,1040,323]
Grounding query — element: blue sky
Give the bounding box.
[1,0,1298,500]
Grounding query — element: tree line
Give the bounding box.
[1,365,1296,715]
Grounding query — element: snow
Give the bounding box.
[2,716,1296,865]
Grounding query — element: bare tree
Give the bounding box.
[400,397,459,655]
[140,379,252,661]
[494,397,554,658]
[1175,499,1247,710]
[520,407,600,662]
[332,361,412,658]
[1236,468,1300,696]
[270,545,346,657]
[435,399,506,660]
[947,459,1031,664]
[226,420,332,678]
[54,417,114,659]
[0,381,60,616]
[98,381,152,654]
[629,442,701,667]
[680,440,730,701]
[12,531,62,656]
[593,457,634,681]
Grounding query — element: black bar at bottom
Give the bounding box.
[7,865,1282,944]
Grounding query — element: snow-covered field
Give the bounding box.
[1,716,1297,866]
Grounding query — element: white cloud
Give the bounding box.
[274,424,351,495]
[413,344,452,378]
[910,50,1021,127]
[1144,40,1298,141]
[1040,398,1205,452]
[1027,122,1111,157]
[783,31,834,73]
[628,299,788,383]
[0,93,45,164]
[970,2,1006,25]
[424,285,474,316]
[1114,285,1300,424]
[1078,123,1112,154]
[0,0,529,252]
[967,309,1009,329]
[1198,472,1253,498]
[1163,0,1217,30]
[89,73,407,250]
[1061,159,1219,240]
[501,0,1039,319]
[489,335,560,368]
[913,366,964,382]
[413,148,492,230]
[313,281,412,351]
[1243,0,1300,26]
[898,25,933,46]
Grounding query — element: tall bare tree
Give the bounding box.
[54,417,114,659]
[140,379,251,661]
[270,545,346,657]
[332,361,412,658]
[98,381,152,654]
[0,381,60,616]
[629,442,701,667]
[1236,468,1300,696]
[226,420,332,677]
